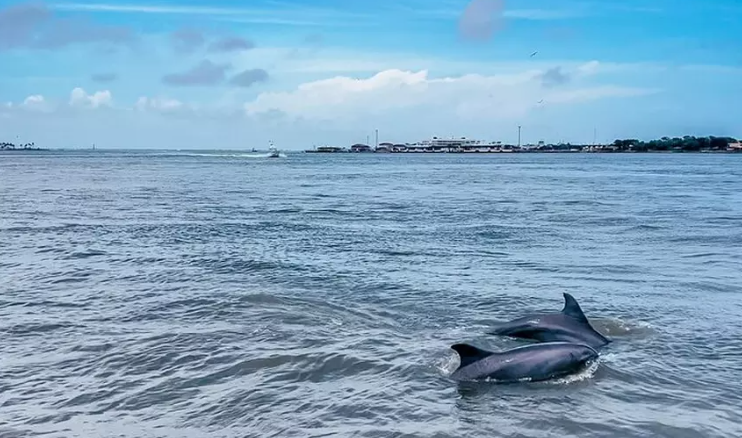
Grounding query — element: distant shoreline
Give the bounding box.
[2,135,741,154]
[0,142,45,151]
[304,148,742,154]
[305,135,742,154]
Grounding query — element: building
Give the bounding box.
[350,143,373,152]
[402,136,503,153]
[376,142,393,153]
[305,146,346,153]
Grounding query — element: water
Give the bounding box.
[1,151,741,437]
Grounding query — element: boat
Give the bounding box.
[267,141,280,158]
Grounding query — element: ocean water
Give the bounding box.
[1,150,741,438]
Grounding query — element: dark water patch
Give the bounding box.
[41,270,95,284]
[0,428,33,438]
[707,215,742,223]
[681,252,728,259]
[35,246,67,254]
[13,300,86,309]
[69,342,116,353]
[267,207,303,214]
[64,249,108,259]
[627,224,666,231]
[4,322,84,336]
[373,248,419,257]
[187,257,311,277]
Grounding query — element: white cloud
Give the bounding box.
[21,94,52,112]
[135,96,187,112]
[244,65,658,123]
[232,45,660,80]
[23,95,45,105]
[69,87,112,108]
[577,60,601,76]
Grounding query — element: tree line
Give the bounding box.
[611,136,738,152]
[1,142,39,150]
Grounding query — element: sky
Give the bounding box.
[0,0,740,150]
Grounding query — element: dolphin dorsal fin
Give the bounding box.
[451,343,494,369]
[561,293,589,323]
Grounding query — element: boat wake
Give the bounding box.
[179,152,285,159]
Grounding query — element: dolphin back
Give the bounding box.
[488,293,611,348]
[449,342,599,383]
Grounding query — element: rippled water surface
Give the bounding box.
[2,150,742,437]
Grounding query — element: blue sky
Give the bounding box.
[0,0,740,149]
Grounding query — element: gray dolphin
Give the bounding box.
[487,293,611,349]
[450,341,598,383]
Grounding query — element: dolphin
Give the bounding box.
[450,341,599,383]
[487,293,611,349]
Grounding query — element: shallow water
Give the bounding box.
[1,151,741,437]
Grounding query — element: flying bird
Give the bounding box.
[530,51,538,57]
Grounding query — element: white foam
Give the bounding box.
[435,352,460,376]
[545,358,600,385]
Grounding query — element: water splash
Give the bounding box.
[545,359,600,385]
[435,352,461,376]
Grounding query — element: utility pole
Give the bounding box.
[518,125,522,148]
[366,134,370,145]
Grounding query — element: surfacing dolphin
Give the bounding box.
[488,293,611,349]
[450,341,598,383]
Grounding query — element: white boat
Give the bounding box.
[267,141,280,158]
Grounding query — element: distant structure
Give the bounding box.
[350,143,373,153]
[305,145,346,153]
[376,142,393,153]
